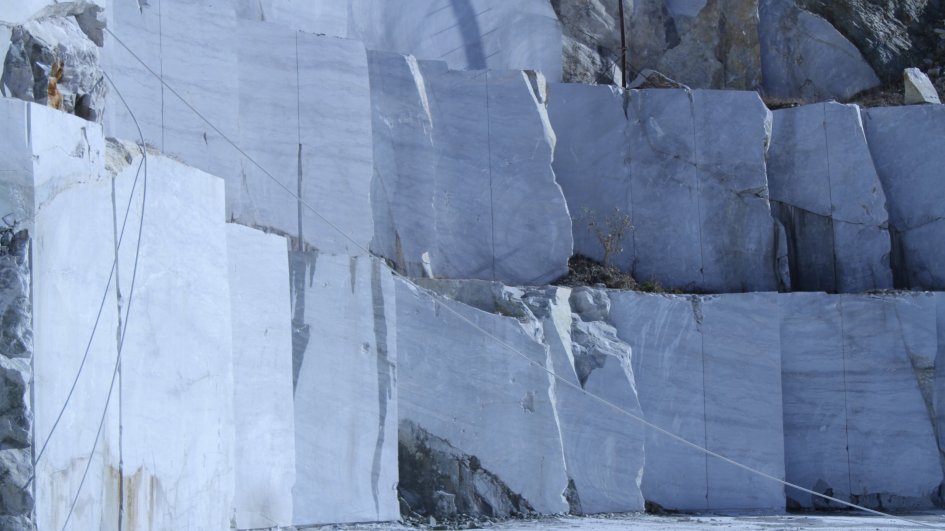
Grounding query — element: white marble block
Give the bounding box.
[227,224,295,529]
[291,253,399,525]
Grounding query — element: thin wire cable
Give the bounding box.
[103,26,945,530]
[59,71,149,531]
[22,90,147,492]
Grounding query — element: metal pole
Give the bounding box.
[618,0,628,88]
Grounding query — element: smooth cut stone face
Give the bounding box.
[781,293,943,509]
[863,106,945,290]
[227,224,295,529]
[369,53,571,285]
[767,103,892,293]
[292,254,399,525]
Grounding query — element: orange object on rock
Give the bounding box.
[47,59,63,110]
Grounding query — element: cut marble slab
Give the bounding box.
[780,292,943,509]
[291,253,399,525]
[227,224,295,529]
[369,52,571,285]
[767,102,892,292]
[863,105,945,290]
[32,135,236,530]
[550,84,781,293]
[609,291,785,511]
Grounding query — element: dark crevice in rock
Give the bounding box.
[398,421,535,520]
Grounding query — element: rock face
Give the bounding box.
[792,0,945,83]
[610,292,786,511]
[862,105,945,290]
[227,224,295,529]
[290,253,399,525]
[904,67,942,104]
[395,278,571,516]
[2,11,106,121]
[0,228,33,531]
[104,3,375,255]
[368,52,572,285]
[767,102,892,293]
[552,0,762,89]
[759,0,880,102]
[549,84,784,293]
[781,293,943,510]
[239,0,563,80]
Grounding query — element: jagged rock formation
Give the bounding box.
[552,0,762,89]
[2,7,106,121]
[0,228,33,531]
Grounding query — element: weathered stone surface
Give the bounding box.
[0,227,32,529]
[936,295,945,480]
[241,0,563,79]
[767,102,892,293]
[760,0,879,101]
[396,278,570,515]
[904,67,942,104]
[862,105,945,290]
[552,0,761,89]
[562,289,645,514]
[609,292,785,511]
[793,0,945,83]
[780,293,943,510]
[369,52,571,284]
[227,224,295,529]
[550,84,783,293]
[291,253,399,525]
[33,1,106,46]
[2,13,106,121]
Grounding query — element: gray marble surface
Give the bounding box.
[370,52,571,284]
[550,85,781,293]
[863,106,945,290]
[767,103,892,292]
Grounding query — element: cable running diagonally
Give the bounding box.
[59,71,149,531]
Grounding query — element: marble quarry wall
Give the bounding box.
[1,0,945,529]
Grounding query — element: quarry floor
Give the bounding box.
[301,512,945,530]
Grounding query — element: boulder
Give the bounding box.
[2,14,106,121]
[904,67,942,104]
[767,102,892,292]
[760,0,879,102]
